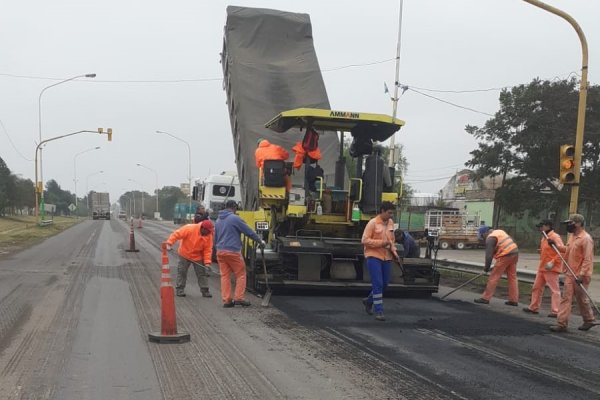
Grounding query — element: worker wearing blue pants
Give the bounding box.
[365,258,392,316]
[361,201,398,321]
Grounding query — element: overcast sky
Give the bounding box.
[1,0,598,203]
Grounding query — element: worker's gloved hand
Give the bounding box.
[545,262,554,271]
[166,244,173,252]
[483,265,491,273]
[575,276,583,285]
[547,239,556,247]
[258,240,266,249]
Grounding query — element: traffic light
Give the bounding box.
[559,144,576,184]
[107,128,113,142]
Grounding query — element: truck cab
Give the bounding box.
[192,172,241,219]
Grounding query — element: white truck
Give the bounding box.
[192,172,241,219]
[91,192,111,220]
[425,209,481,250]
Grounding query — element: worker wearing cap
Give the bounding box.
[549,214,598,332]
[474,226,519,306]
[523,219,564,317]
[215,200,266,307]
[166,219,215,298]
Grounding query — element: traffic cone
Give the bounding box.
[138,216,143,229]
[148,243,190,344]
[125,218,140,253]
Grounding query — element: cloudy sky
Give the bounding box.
[1,0,598,203]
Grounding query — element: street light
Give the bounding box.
[522,0,588,214]
[34,128,111,221]
[128,178,144,218]
[86,170,104,217]
[136,163,159,218]
[155,130,192,220]
[121,188,133,217]
[73,146,101,213]
[38,73,96,219]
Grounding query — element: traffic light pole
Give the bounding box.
[523,0,589,214]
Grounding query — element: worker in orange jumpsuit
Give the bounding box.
[523,219,564,317]
[255,138,289,169]
[166,219,214,298]
[255,138,291,190]
[549,214,598,332]
[474,227,519,306]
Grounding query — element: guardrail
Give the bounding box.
[434,258,537,284]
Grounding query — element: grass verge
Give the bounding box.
[0,216,80,256]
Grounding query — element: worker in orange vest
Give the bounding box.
[255,138,289,169]
[523,219,564,317]
[474,227,519,306]
[166,219,215,298]
[292,142,321,169]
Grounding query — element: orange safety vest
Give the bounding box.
[292,142,321,169]
[488,229,518,259]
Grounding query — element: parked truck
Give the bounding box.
[91,192,111,220]
[173,202,199,224]
[424,209,482,250]
[192,172,241,219]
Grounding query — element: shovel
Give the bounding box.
[440,270,488,300]
[260,247,272,307]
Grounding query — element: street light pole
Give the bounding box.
[129,178,144,217]
[74,146,100,215]
[37,73,96,220]
[136,163,159,218]
[522,0,588,214]
[34,128,111,222]
[156,130,192,220]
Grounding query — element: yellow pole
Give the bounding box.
[523,0,588,214]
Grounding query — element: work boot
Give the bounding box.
[201,289,213,298]
[505,301,518,306]
[522,307,538,314]
[474,298,489,304]
[176,290,186,297]
[578,321,599,331]
[549,325,567,332]
[547,313,557,318]
[234,299,251,307]
[362,298,373,315]
[223,301,234,308]
[374,312,386,322]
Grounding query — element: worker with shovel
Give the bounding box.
[165,219,215,298]
[548,214,598,332]
[474,226,520,306]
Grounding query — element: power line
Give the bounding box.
[0,119,32,162]
[407,87,495,117]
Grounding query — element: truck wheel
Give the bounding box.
[440,241,450,250]
[456,242,466,250]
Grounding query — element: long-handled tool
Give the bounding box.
[260,247,272,307]
[542,230,600,316]
[440,271,487,300]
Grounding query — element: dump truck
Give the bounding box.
[91,192,110,220]
[221,6,439,295]
[192,172,241,220]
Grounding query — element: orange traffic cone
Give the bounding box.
[125,218,140,253]
[138,216,143,229]
[148,243,190,343]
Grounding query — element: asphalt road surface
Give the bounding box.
[0,218,598,399]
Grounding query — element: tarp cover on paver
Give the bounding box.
[222,5,340,210]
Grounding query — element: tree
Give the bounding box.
[0,157,13,216]
[465,78,600,224]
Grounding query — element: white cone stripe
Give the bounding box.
[373,300,383,305]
